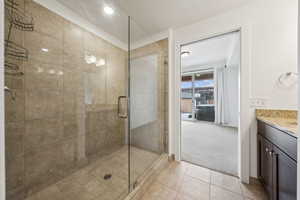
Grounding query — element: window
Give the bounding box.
[181,75,193,120]
[181,72,215,122]
[194,72,215,122]
[194,73,214,106]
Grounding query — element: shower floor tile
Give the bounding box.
[25,146,159,200]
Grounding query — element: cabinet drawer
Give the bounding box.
[258,120,297,161]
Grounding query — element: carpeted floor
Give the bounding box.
[181,121,238,176]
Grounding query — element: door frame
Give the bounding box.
[171,27,251,183]
[180,32,240,175]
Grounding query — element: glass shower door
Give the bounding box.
[4,1,131,200]
[128,17,168,190]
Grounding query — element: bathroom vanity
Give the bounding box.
[257,110,297,200]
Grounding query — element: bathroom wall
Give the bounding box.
[130,39,168,153]
[174,0,298,110]
[5,0,127,199]
[171,0,298,178]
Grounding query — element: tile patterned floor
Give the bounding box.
[24,149,267,200]
[25,146,159,200]
[140,161,268,200]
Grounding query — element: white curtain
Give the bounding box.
[215,67,225,124]
[214,66,239,127]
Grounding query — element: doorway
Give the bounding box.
[180,31,240,176]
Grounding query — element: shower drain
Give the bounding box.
[103,174,112,180]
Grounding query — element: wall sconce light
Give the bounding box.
[85,52,106,67]
[41,48,49,52]
[96,58,106,67]
[85,55,97,64]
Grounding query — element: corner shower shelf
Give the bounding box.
[5,0,34,31]
[4,0,33,97]
[5,40,28,61]
[5,0,18,11]
[5,60,19,71]
[4,0,34,76]
[5,71,24,77]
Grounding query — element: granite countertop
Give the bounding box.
[256,109,298,137]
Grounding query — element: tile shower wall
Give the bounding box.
[130,40,168,154]
[5,0,126,199]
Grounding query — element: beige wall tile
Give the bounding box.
[5,88,25,122]
[5,74,24,90]
[63,92,77,117]
[5,122,24,159]
[24,118,64,150]
[24,60,63,92]
[63,114,78,138]
[25,0,64,41]
[25,89,63,120]
[63,51,84,70]
[24,139,77,195]
[63,22,83,54]
[6,154,24,192]
[7,186,26,200]
[24,31,63,65]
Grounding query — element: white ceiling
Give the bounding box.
[181,32,239,68]
[54,0,249,45]
[56,0,130,43]
[117,0,249,36]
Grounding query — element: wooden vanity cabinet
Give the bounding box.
[258,121,297,200]
[258,135,273,199]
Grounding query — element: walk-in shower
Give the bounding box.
[4,0,168,199]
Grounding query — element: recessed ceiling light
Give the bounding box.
[104,6,114,15]
[181,51,191,57]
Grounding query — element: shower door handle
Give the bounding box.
[118,96,128,119]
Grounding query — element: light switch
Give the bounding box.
[250,98,268,107]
